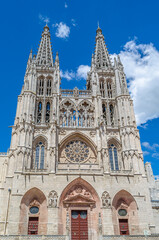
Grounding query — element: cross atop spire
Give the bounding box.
[36,25,53,67]
[94,26,112,70]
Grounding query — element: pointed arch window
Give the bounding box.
[109,144,119,171]
[109,104,114,125]
[37,102,42,123]
[100,80,105,97]
[46,79,52,96]
[102,103,107,125]
[34,142,45,169]
[38,79,44,95]
[107,81,112,98]
[45,102,50,123]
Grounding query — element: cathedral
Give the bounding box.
[0,24,159,240]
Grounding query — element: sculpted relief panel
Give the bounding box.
[63,184,96,209]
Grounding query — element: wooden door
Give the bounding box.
[71,210,88,240]
[119,219,129,235]
[28,217,38,235]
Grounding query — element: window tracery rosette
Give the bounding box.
[64,140,90,163]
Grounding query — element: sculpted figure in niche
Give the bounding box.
[48,190,58,208]
[101,191,111,208]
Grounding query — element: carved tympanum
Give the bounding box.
[63,184,95,209]
[101,191,111,209]
[48,190,58,208]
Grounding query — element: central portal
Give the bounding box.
[71,210,88,240]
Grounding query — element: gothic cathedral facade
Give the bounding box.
[0,25,159,239]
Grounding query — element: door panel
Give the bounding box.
[119,219,129,235]
[28,217,38,235]
[71,210,88,240]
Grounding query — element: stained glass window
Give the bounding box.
[109,144,119,171]
[34,142,45,169]
[65,140,89,163]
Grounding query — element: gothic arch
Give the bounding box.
[59,132,97,164]
[77,99,94,110]
[107,137,121,149]
[59,177,100,207]
[32,136,48,170]
[58,177,101,237]
[60,99,76,108]
[59,131,97,151]
[112,189,139,235]
[19,187,48,235]
[33,135,48,146]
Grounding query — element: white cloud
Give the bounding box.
[53,22,70,39]
[64,2,68,8]
[116,39,159,125]
[60,70,75,81]
[39,14,50,24]
[143,151,150,156]
[77,65,90,79]
[60,65,90,81]
[142,142,159,151]
[71,19,77,27]
[152,153,159,159]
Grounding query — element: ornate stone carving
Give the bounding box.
[101,191,111,208]
[63,184,95,209]
[48,190,58,208]
[29,200,40,207]
[65,140,90,163]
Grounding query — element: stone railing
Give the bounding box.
[61,89,91,98]
[0,236,159,240]
[0,236,67,240]
[0,153,7,156]
[103,236,159,240]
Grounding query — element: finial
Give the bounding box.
[44,24,49,33]
[96,22,102,35]
[55,52,59,62]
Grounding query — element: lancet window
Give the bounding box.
[45,102,50,123]
[100,80,105,97]
[59,100,94,128]
[60,101,76,127]
[37,102,42,123]
[38,78,44,95]
[107,81,112,98]
[102,103,107,125]
[32,142,45,170]
[109,104,114,125]
[46,79,52,96]
[78,101,94,128]
[109,144,119,171]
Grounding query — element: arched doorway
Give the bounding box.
[58,178,101,240]
[19,187,48,235]
[112,190,139,235]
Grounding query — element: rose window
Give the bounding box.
[65,140,89,163]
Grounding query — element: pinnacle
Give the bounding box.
[36,25,53,67]
[94,27,112,70]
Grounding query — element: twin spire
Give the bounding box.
[28,24,112,71]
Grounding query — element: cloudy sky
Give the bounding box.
[0,0,159,174]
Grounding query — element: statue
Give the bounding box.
[101,191,111,209]
[48,190,58,208]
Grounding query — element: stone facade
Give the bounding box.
[0,25,159,239]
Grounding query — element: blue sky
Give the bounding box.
[0,0,159,174]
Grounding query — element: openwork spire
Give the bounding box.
[94,26,112,70]
[36,25,53,67]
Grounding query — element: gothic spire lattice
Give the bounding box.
[36,25,53,67]
[94,26,112,70]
